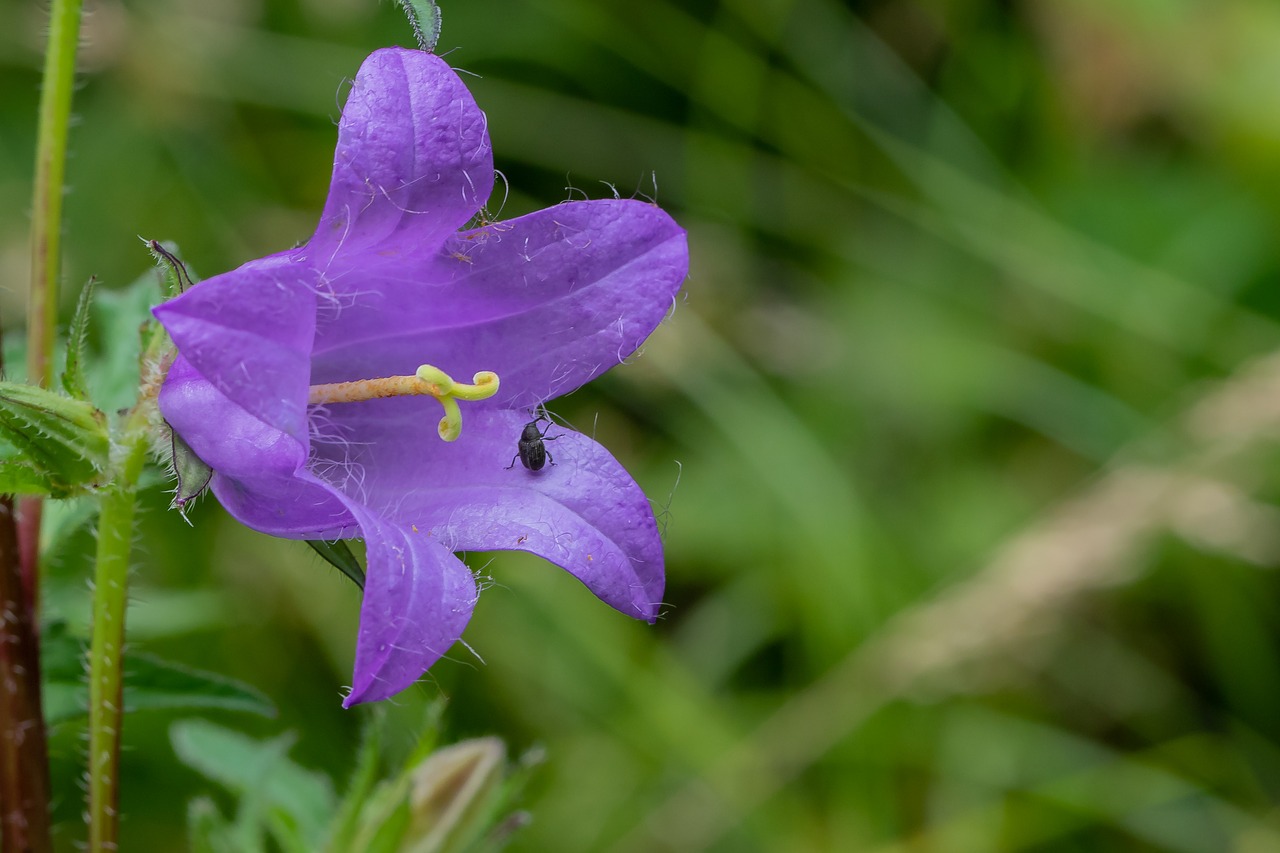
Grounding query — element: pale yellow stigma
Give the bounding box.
[308,365,499,441]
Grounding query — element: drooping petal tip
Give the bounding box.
[339,501,479,707]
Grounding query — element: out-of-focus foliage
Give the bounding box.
[5,0,1280,850]
[173,711,533,853]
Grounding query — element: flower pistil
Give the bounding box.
[308,364,499,441]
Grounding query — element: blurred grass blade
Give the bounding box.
[325,714,385,853]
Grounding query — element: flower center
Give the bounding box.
[307,364,499,442]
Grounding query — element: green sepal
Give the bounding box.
[393,0,442,52]
[61,275,96,400]
[145,238,198,296]
[0,382,108,495]
[306,539,366,590]
[170,427,214,512]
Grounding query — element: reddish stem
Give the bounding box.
[17,497,40,615]
[0,496,53,852]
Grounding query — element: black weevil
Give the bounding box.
[506,415,557,471]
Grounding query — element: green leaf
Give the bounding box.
[171,720,335,852]
[0,458,57,495]
[0,382,108,495]
[88,270,163,413]
[187,797,251,853]
[306,539,366,590]
[61,276,96,400]
[41,624,275,726]
[122,653,275,717]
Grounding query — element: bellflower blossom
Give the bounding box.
[154,48,688,706]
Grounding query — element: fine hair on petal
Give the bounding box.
[309,454,370,506]
[633,170,660,205]
[652,459,682,543]
[311,273,378,323]
[543,361,593,403]
[370,170,448,216]
[470,556,499,595]
[551,218,593,251]
[456,638,486,667]
[488,169,511,221]
[308,409,372,503]
[614,314,647,366]
[313,204,357,280]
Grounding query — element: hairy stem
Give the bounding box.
[0,0,76,824]
[29,0,82,389]
[0,497,53,852]
[23,0,85,624]
[86,431,148,853]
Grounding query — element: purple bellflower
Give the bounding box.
[154,48,687,706]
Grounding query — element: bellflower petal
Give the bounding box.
[156,47,688,705]
[313,407,663,618]
[154,255,315,440]
[308,48,494,269]
[310,199,688,410]
[326,491,478,707]
[163,357,354,536]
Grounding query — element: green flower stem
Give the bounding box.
[22,0,85,609]
[0,0,79,839]
[29,0,82,389]
[86,427,148,853]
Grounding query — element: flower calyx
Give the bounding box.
[308,364,499,441]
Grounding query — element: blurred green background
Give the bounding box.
[6,0,1280,850]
